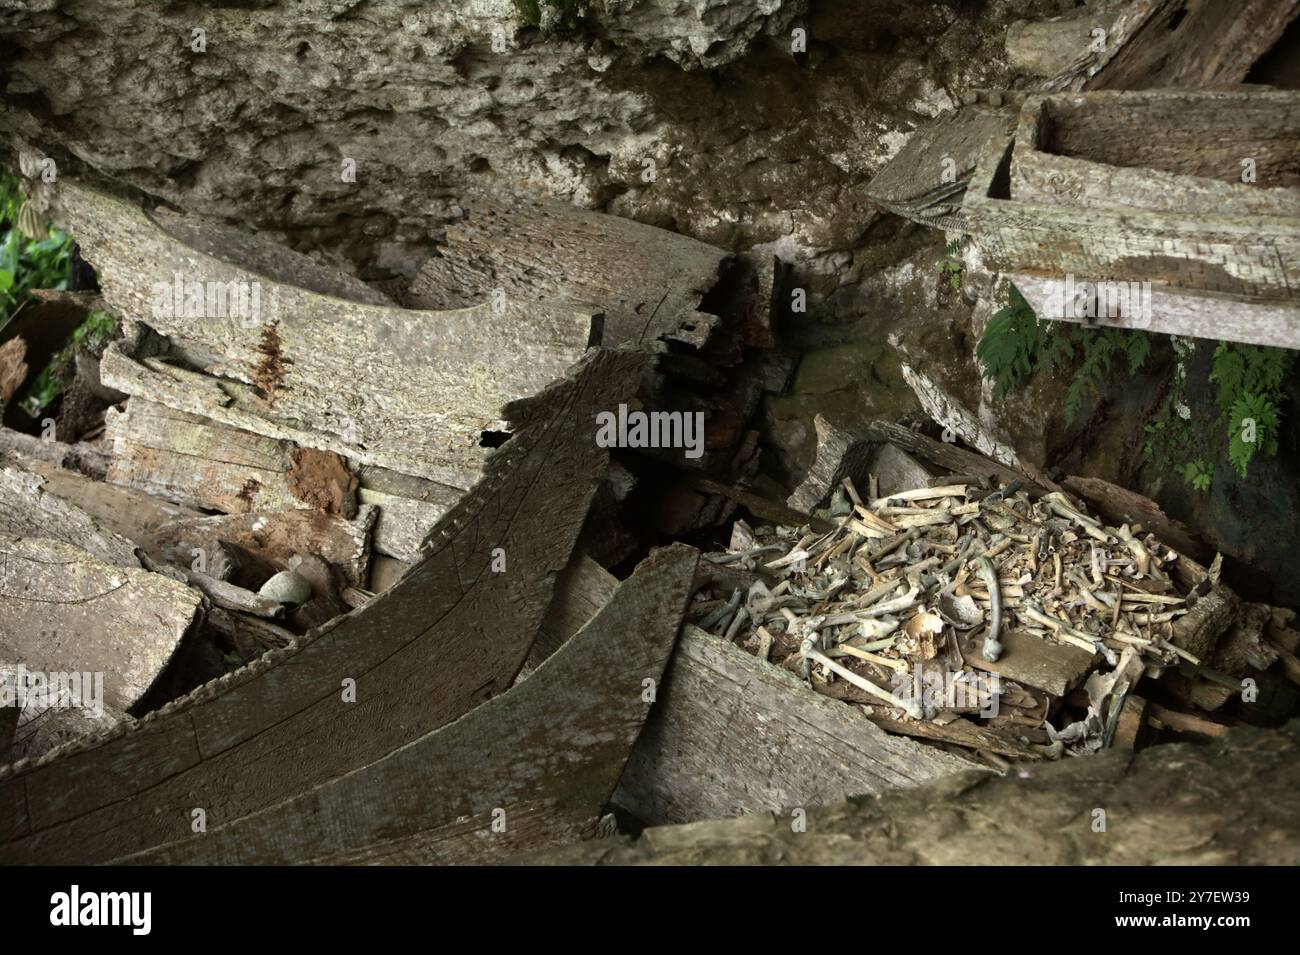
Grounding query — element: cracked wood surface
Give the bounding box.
[123,543,698,864]
[407,198,728,348]
[46,181,597,486]
[614,625,983,826]
[0,536,203,715]
[0,348,647,864]
[153,506,376,590]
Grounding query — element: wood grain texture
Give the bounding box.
[786,414,876,513]
[0,536,202,714]
[407,198,728,348]
[0,348,648,865]
[965,90,1300,310]
[1011,272,1300,350]
[1088,0,1300,91]
[154,506,376,589]
[527,553,618,669]
[614,626,983,826]
[49,181,597,486]
[105,399,305,513]
[121,543,698,864]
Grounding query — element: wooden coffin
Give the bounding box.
[965,89,1300,346]
[0,348,652,864]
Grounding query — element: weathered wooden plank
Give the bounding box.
[49,181,597,486]
[0,536,203,715]
[863,104,1014,228]
[524,723,1300,866]
[901,365,1022,470]
[614,626,983,826]
[786,414,876,513]
[105,399,306,513]
[1027,91,1300,191]
[957,629,1095,699]
[118,543,698,864]
[861,421,1047,493]
[0,348,648,864]
[964,90,1300,314]
[526,553,618,670]
[154,506,376,589]
[407,198,728,348]
[355,486,448,561]
[1006,0,1163,91]
[0,453,201,566]
[1011,273,1300,350]
[0,426,110,480]
[1088,0,1300,91]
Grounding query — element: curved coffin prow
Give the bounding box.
[0,349,651,864]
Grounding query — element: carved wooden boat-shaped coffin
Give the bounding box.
[0,348,691,864]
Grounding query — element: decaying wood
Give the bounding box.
[862,104,1015,229]
[1005,0,1163,91]
[524,722,1300,866]
[1170,584,1239,661]
[901,365,1023,471]
[871,444,934,499]
[1007,0,1297,94]
[355,485,452,562]
[0,535,203,715]
[0,348,648,864]
[958,628,1095,699]
[965,90,1300,310]
[407,198,729,348]
[47,181,597,486]
[120,543,698,864]
[861,421,1044,492]
[6,698,127,765]
[0,453,200,567]
[526,553,618,670]
[154,506,376,590]
[105,399,307,513]
[694,477,828,532]
[1146,701,1230,739]
[615,625,983,826]
[0,426,110,480]
[786,414,876,513]
[1010,273,1300,351]
[1086,0,1300,91]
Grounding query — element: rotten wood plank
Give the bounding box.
[614,625,984,826]
[526,553,618,670]
[0,348,649,864]
[120,543,699,864]
[105,399,306,513]
[957,629,1096,699]
[407,198,728,348]
[0,535,203,715]
[153,506,376,589]
[49,181,597,486]
[786,414,876,513]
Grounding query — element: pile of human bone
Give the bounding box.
[690,469,1297,765]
